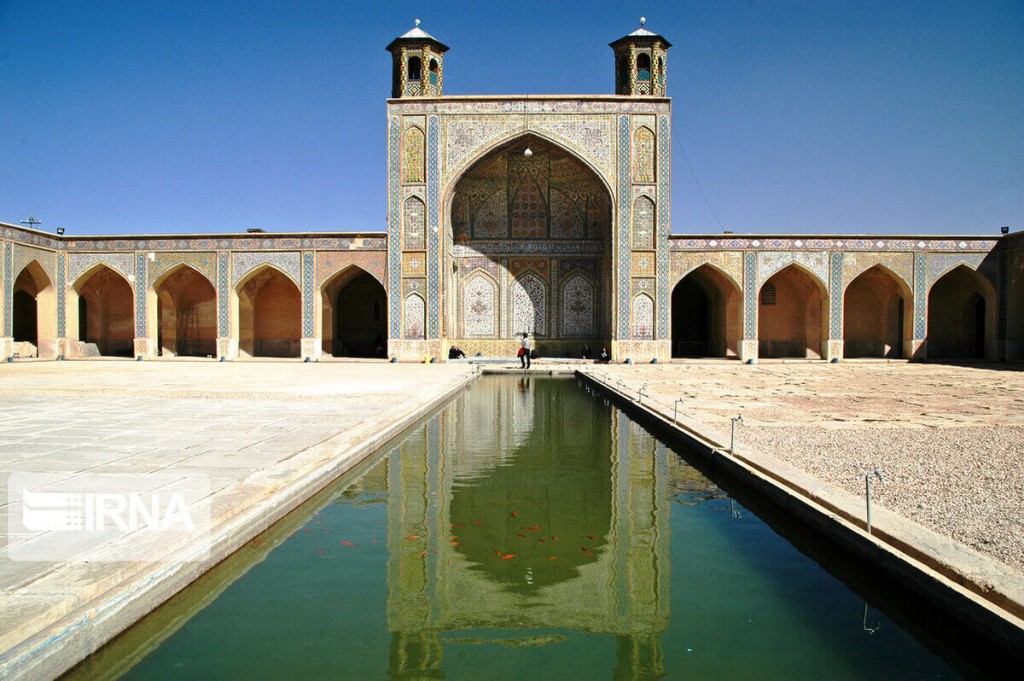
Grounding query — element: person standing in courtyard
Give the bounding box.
[520,332,532,369]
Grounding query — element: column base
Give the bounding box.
[388,339,443,362]
[611,340,670,364]
[217,338,239,361]
[0,337,12,361]
[826,340,844,362]
[905,339,925,361]
[133,338,156,360]
[739,339,758,363]
[300,338,321,362]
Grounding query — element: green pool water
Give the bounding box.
[71,376,970,679]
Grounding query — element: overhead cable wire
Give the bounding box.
[674,134,725,231]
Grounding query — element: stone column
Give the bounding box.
[215,251,237,360]
[739,251,759,362]
[1,241,12,360]
[826,252,844,361]
[132,252,156,359]
[55,251,67,360]
[908,252,927,359]
[300,251,320,361]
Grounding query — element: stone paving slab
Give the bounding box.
[0,360,476,681]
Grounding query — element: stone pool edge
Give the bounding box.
[0,369,479,681]
[576,369,1024,665]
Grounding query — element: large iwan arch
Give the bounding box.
[443,134,613,356]
[151,264,217,358]
[70,265,134,357]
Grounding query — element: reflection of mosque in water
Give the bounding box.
[384,377,675,677]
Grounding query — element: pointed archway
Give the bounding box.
[320,266,387,357]
[12,261,58,358]
[153,265,217,357]
[71,265,134,357]
[757,265,829,359]
[445,133,613,355]
[843,265,912,358]
[236,266,301,358]
[670,265,741,358]
[927,265,995,360]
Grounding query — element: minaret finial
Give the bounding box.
[640,16,646,28]
[415,18,420,28]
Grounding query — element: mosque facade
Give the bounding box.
[2,23,1022,364]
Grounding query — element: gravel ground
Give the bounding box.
[591,362,1024,575]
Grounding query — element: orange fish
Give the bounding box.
[511,511,518,518]
[316,549,325,556]
[252,539,267,547]
[419,550,427,557]
[405,535,421,541]
[581,546,589,552]
[450,535,458,541]
[524,525,542,531]
[473,519,482,525]
[552,536,559,541]
[340,541,357,547]
[587,535,596,541]
[451,541,461,546]
[516,532,526,538]
[549,556,558,561]
[501,553,516,560]
[537,539,546,543]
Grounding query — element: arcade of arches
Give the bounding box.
[236,267,301,358]
[320,267,387,358]
[153,265,217,358]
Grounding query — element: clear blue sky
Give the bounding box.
[2,0,1022,236]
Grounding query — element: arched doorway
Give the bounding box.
[72,265,134,357]
[154,265,217,357]
[12,261,58,357]
[670,265,741,358]
[236,266,301,358]
[320,267,387,357]
[446,134,613,356]
[927,266,994,360]
[843,265,912,358]
[757,265,828,359]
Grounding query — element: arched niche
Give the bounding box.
[12,260,58,358]
[320,266,387,358]
[235,265,301,358]
[151,264,217,358]
[671,264,741,358]
[71,264,134,357]
[757,264,829,359]
[927,265,996,360]
[843,265,912,359]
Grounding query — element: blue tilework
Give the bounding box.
[829,252,843,339]
[617,115,631,339]
[656,115,670,339]
[388,116,402,339]
[57,252,66,337]
[134,253,146,337]
[427,115,440,338]
[218,252,230,337]
[913,252,927,339]
[743,251,757,339]
[302,251,315,337]
[3,243,12,337]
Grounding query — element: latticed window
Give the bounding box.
[760,282,777,306]
[408,56,422,82]
[637,53,651,82]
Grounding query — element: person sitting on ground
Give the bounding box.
[598,347,610,363]
[448,346,466,359]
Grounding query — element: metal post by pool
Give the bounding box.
[865,467,883,534]
[730,414,743,453]
[637,385,647,404]
[673,398,683,424]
